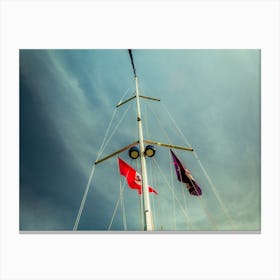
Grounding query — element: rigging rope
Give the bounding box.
[151,158,163,230]
[181,176,190,225]
[154,155,218,230]
[97,87,131,160]
[146,102,174,145]
[120,180,127,230]
[147,103,218,229]
[96,108,118,159]
[73,164,96,230]
[152,158,194,230]
[131,91,218,230]
[161,103,236,230]
[171,148,218,230]
[73,88,131,230]
[108,157,137,230]
[108,178,127,230]
[169,155,177,230]
[99,104,132,157]
[145,102,193,230]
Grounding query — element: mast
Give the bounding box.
[129,49,153,231]
[135,76,154,231]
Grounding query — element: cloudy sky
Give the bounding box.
[20,49,260,231]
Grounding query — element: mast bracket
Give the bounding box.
[116,95,136,108]
[139,95,160,102]
[94,141,139,165]
[144,139,194,152]
[116,94,160,108]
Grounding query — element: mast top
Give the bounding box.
[128,49,137,77]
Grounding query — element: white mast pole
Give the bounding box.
[135,76,154,231]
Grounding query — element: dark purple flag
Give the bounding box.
[170,149,202,196]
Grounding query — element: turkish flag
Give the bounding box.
[118,157,158,195]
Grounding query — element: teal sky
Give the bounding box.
[20,49,260,231]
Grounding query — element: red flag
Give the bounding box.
[118,157,158,195]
